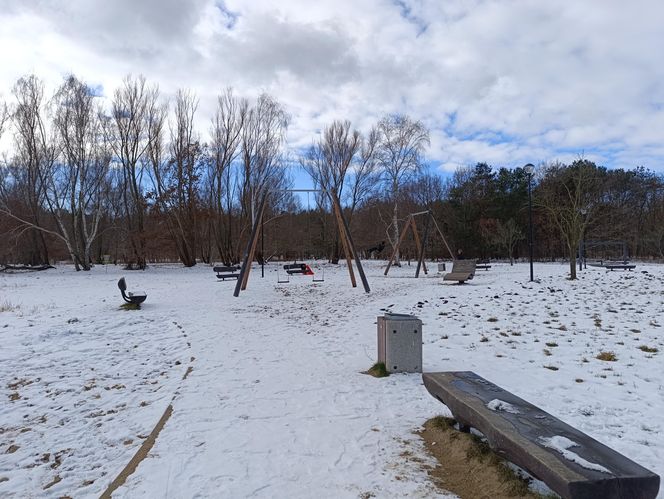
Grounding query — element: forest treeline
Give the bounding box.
[1,74,663,279]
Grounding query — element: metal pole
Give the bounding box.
[261,209,264,278]
[528,176,534,282]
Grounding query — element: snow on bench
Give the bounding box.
[423,371,660,499]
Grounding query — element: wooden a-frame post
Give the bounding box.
[384,209,454,277]
[234,191,269,297]
[329,190,370,293]
[234,188,370,296]
[410,216,428,275]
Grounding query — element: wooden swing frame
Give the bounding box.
[384,209,456,278]
[233,189,370,297]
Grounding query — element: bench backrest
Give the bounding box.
[451,259,476,274]
[118,277,127,292]
[284,263,307,271]
[213,266,238,272]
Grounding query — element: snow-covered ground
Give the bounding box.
[1,261,662,498]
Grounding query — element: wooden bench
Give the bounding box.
[213,265,240,280]
[476,260,492,271]
[443,259,476,283]
[605,264,636,271]
[423,371,660,499]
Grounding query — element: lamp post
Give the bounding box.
[524,163,535,282]
[579,208,587,271]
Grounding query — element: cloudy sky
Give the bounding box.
[1,0,664,173]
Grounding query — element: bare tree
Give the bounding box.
[49,75,111,269]
[301,120,363,262]
[346,126,380,222]
[0,100,7,139]
[240,93,290,227]
[537,160,605,279]
[376,114,429,265]
[164,89,201,267]
[493,218,524,265]
[110,75,160,269]
[207,88,246,264]
[0,75,54,265]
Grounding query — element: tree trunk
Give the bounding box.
[568,245,577,280]
[392,199,400,266]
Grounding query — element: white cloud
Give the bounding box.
[1,0,663,171]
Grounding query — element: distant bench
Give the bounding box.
[443,259,476,284]
[213,265,240,280]
[605,263,636,271]
[283,263,313,275]
[423,371,660,499]
[476,259,492,271]
[588,260,636,271]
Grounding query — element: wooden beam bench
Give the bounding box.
[213,265,240,280]
[443,259,476,284]
[422,371,660,499]
[476,262,492,271]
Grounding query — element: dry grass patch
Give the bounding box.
[638,345,658,353]
[364,362,389,378]
[596,351,617,362]
[418,416,549,498]
[0,300,19,312]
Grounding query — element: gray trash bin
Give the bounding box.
[377,313,422,373]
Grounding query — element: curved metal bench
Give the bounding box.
[118,277,147,306]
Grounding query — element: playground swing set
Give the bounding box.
[233,188,370,297]
[273,191,325,284]
[383,209,456,278]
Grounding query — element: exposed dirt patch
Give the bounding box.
[417,416,546,499]
[43,475,61,490]
[99,404,173,499]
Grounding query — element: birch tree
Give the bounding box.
[50,75,111,269]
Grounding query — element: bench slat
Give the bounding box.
[423,372,660,499]
[442,272,472,282]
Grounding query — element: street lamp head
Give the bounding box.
[524,163,535,176]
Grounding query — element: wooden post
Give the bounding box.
[234,192,268,297]
[410,217,428,275]
[415,213,431,278]
[330,192,357,288]
[384,216,412,276]
[329,191,370,293]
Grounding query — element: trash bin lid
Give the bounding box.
[384,312,418,320]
